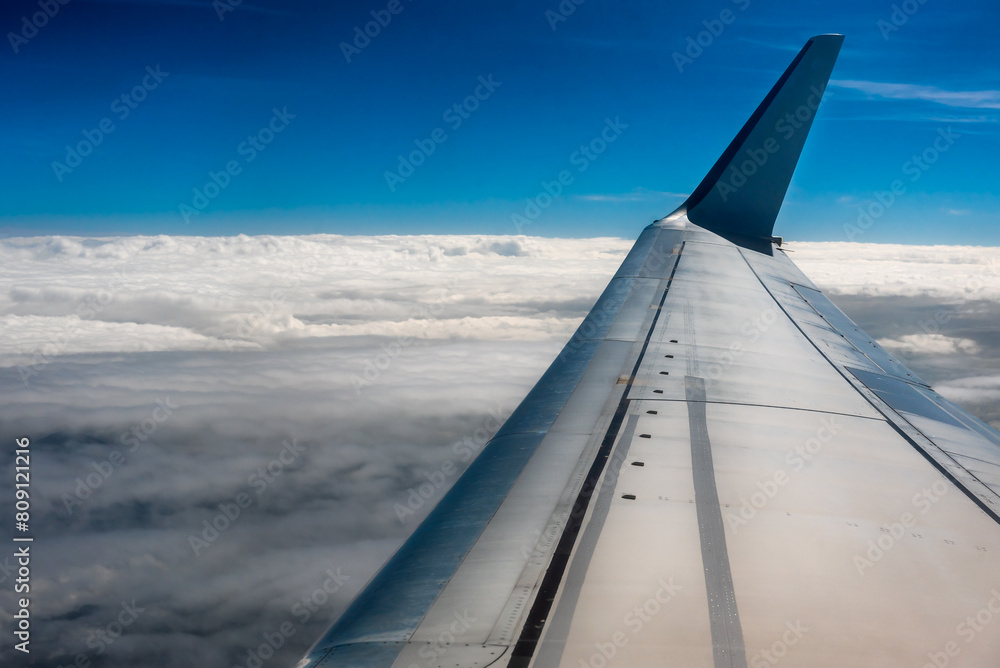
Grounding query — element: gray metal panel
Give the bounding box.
[796,284,926,385]
[894,410,1000,498]
[536,400,716,667]
[542,219,1000,668]
[951,454,1000,488]
[613,226,683,280]
[307,642,404,668]
[549,340,634,435]
[849,368,962,427]
[611,224,660,279]
[606,278,662,342]
[746,247,1000,519]
[913,385,1000,449]
[496,340,602,437]
[624,240,879,419]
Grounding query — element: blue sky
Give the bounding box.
[1,0,997,243]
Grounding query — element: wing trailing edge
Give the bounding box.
[673,33,844,248]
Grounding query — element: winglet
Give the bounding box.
[673,34,844,246]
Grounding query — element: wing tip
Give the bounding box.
[674,33,844,248]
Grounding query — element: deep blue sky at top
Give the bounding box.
[1,0,997,242]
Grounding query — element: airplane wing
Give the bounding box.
[297,34,1000,667]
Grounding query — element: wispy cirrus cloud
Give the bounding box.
[576,189,688,203]
[830,79,1000,110]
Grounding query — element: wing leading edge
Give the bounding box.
[297,34,1000,667]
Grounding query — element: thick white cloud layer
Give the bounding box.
[0,234,632,365]
[1,234,998,667]
[790,241,1000,300]
[878,333,981,356]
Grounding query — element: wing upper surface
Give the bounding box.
[296,34,1000,668]
[544,223,1000,668]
